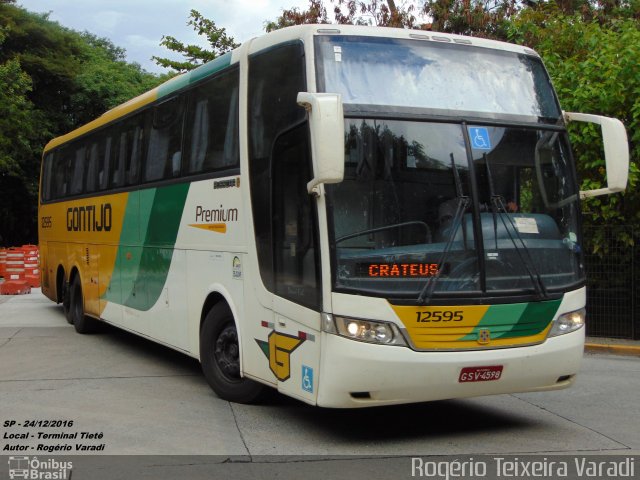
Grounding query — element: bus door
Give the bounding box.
[246,41,322,402]
[270,123,322,403]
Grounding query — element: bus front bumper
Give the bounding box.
[316,328,584,408]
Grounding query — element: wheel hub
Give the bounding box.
[214,325,241,379]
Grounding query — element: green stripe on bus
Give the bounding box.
[106,183,190,311]
[104,190,156,305]
[460,299,561,341]
[503,299,562,338]
[125,183,189,310]
[157,52,232,99]
[461,303,527,341]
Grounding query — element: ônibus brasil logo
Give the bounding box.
[8,456,72,479]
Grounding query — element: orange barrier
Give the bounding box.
[4,247,25,281]
[22,244,40,288]
[0,245,39,295]
[0,248,6,278]
[0,280,30,295]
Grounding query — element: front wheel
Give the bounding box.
[200,303,265,403]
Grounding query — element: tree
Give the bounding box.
[73,33,169,124]
[267,0,423,29]
[162,2,425,59]
[0,33,36,176]
[265,0,329,31]
[153,9,239,72]
[0,24,42,246]
[509,6,640,245]
[0,3,165,245]
[332,0,421,27]
[424,0,519,40]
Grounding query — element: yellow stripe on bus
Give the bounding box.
[189,223,227,233]
[44,90,159,152]
[39,192,129,316]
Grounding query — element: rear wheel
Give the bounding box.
[200,303,264,403]
[62,281,72,324]
[69,275,97,334]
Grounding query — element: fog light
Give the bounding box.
[548,308,585,337]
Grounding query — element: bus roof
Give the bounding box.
[44,24,537,153]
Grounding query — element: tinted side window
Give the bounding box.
[41,153,53,201]
[85,134,111,193]
[248,42,307,292]
[85,141,99,193]
[111,112,148,188]
[51,148,68,199]
[111,129,127,188]
[145,96,184,182]
[185,68,239,175]
[272,125,320,309]
[69,143,86,196]
[129,120,145,185]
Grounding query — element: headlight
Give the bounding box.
[322,313,407,346]
[548,308,586,337]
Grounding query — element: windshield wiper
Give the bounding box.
[484,155,548,300]
[417,154,469,304]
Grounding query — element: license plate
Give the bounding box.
[459,365,503,383]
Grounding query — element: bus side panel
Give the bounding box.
[48,242,68,300]
[83,243,100,317]
[184,250,248,360]
[38,242,53,300]
[65,240,84,294]
[171,177,271,368]
[99,244,123,325]
[272,297,322,405]
[99,184,191,348]
[38,200,70,303]
[39,192,129,310]
[146,247,189,350]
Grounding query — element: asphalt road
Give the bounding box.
[0,290,638,479]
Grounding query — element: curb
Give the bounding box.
[585,343,640,357]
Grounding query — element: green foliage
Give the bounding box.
[0,58,36,177]
[73,32,170,124]
[265,0,329,31]
[509,10,640,246]
[266,1,423,30]
[265,1,640,258]
[153,9,239,72]
[425,0,518,39]
[0,4,165,245]
[331,0,420,27]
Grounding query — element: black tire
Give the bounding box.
[69,275,97,334]
[200,303,265,403]
[62,281,72,324]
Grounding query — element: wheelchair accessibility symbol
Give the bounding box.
[302,365,314,393]
[469,127,492,150]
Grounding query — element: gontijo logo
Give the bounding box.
[66,203,112,232]
[189,204,238,234]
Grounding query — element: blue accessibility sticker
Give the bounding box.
[302,365,313,393]
[469,127,492,150]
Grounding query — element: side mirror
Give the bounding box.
[563,112,629,199]
[297,92,345,194]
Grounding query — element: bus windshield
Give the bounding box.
[325,119,583,299]
[317,35,582,300]
[315,35,561,121]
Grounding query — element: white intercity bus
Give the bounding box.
[39,25,629,407]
